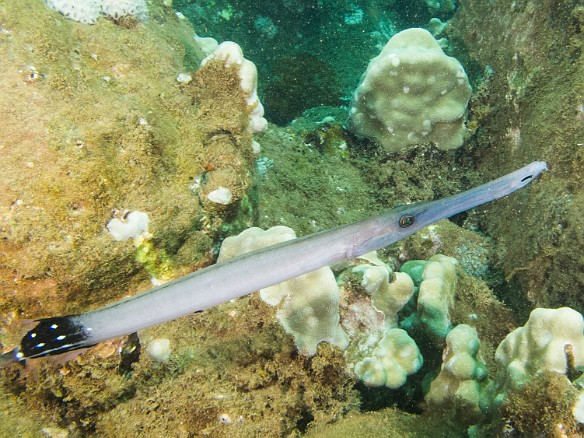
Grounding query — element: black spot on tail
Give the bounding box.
[20,315,92,359]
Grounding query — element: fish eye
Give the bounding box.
[399,214,415,228]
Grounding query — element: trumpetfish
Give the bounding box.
[0,161,547,367]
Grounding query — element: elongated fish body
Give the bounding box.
[1,161,547,365]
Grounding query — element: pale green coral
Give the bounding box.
[342,253,459,389]
[400,259,427,285]
[354,328,423,389]
[401,255,458,339]
[417,254,458,339]
[426,324,488,422]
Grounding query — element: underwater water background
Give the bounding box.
[0,0,583,436]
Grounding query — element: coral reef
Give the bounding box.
[101,0,148,22]
[0,0,581,436]
[174,0,460,118]
[415,254,458,339]
[252,112,376,236]
[399,220,493,281]
[45,0,103,23]
[1,295,359,436]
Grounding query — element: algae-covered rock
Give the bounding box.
[305,408,465,437]
[498,372,581,437]
[91,295,358,437]
[0,0,255,324]
[452,0,584,312]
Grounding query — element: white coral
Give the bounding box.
[494,307,584,399]
[46,0,102,24]
[45,0,148,24]
[101,0,148,21]
[348,28,471,153]
[218,226,348,356]
[354,328,422,389]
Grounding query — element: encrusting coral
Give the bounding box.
[45,0,149,24]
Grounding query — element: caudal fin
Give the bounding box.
[18,315,94,360]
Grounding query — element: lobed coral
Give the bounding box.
[348,28,471,153]
[356,265,415,327]
[218,226,349,356]
[426,324,488,424]
[400,254,458,340]
[354,328,423,389]
[491,307,584,405]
